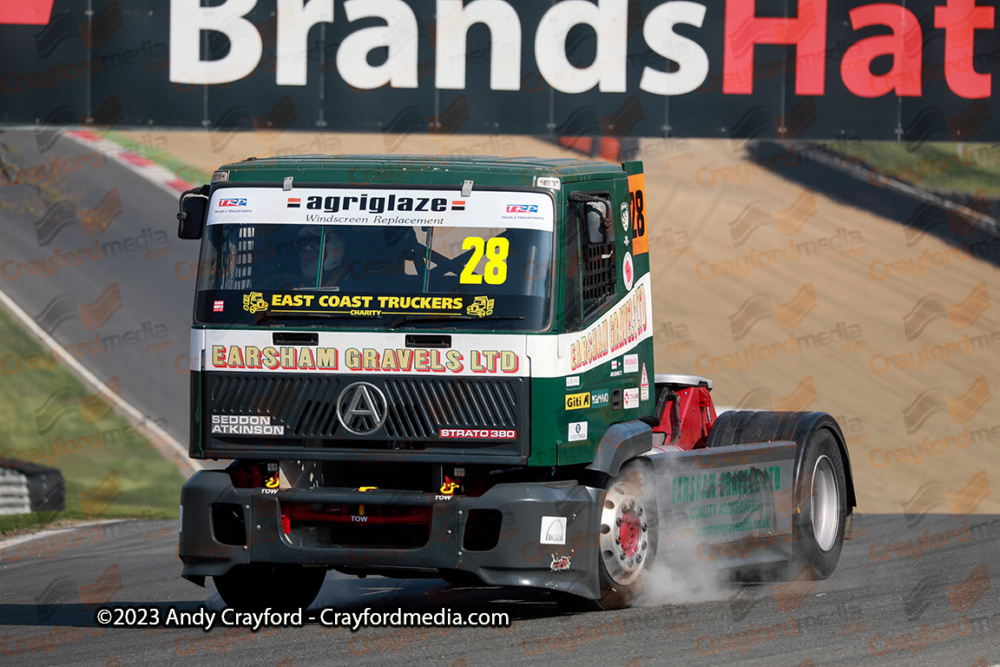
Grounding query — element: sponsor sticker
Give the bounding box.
[623,251,634,291]
[624,387,639,410]
[440,476,460,495]
[568,421,588,442]
[641,363,649,400]
[565,392,591,410]
[591,389,610,406]
[219,198,247,207]
[565,376,580,388]
[540,516,567,545]
[211,414,284,435]
[624,353,639,374]
[439,429,517,439]
[466,295,494,318]
[550,555,571,571]
[212,300,225,313]
[620,201,630,231]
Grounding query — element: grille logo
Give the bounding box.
[336,382,388,436]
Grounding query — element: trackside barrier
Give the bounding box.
[0,467,31,515]
[0,460,65,514]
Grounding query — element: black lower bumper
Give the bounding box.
[179,470,604,599]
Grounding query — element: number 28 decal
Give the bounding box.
[627,173,648,255]
[460,236,509,285]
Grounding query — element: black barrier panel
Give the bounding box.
[1,460,66,513]
[0,0,997,141]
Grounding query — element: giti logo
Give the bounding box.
[466,296,494,318]
[243,292,268,313]
[565,392,591,410]
[902,283,989,340]
[728,283,818,341]
[728,190,817,246]
[901,376,991,434]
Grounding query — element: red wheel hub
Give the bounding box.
[619,509,642,557]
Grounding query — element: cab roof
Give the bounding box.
[218,154,632,187]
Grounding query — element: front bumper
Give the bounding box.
[179,470,603,599]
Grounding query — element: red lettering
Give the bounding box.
[724,0,828,95]
[841,4,923,97]
[935,0,994,98]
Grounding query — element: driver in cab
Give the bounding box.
[299,227,351,289]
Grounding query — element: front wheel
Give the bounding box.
[213,564,327,612]
[594,462,659,610]
[792,429,848,579]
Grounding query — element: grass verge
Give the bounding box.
[826,140,1000,196]
[101,130,212,186]
[0,304,184,536]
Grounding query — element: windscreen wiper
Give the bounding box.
[253,311,380,326]
[390,314,525,329]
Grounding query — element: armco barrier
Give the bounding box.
[0,459,65,514]
[0,467,31,514]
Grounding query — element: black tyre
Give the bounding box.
[593,462,659,610]
[213,564,327,612]
[792,429,847,579]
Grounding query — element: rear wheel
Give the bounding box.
[213,564,327,612]
[593,462,659,610]
[792,429,847,579]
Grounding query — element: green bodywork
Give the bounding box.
[190,155,654,468]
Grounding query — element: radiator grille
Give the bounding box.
[206,373,524,442]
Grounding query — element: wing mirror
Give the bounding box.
[177,186,210,240]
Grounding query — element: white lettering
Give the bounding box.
[169,0,262,84]
[534,0,628,94]
[436,0,521,91]
[337,0,419,89]
[641,2,710,95]
[276,0,335,86]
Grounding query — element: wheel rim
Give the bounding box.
[599,476,650,585]
[811,455,839,552]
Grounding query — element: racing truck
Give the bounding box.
[175,155,855,611]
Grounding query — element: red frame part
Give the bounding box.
[652,386,717,450]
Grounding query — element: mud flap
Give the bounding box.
[644,441,797,574]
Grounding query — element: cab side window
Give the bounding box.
[565,192,615,331]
